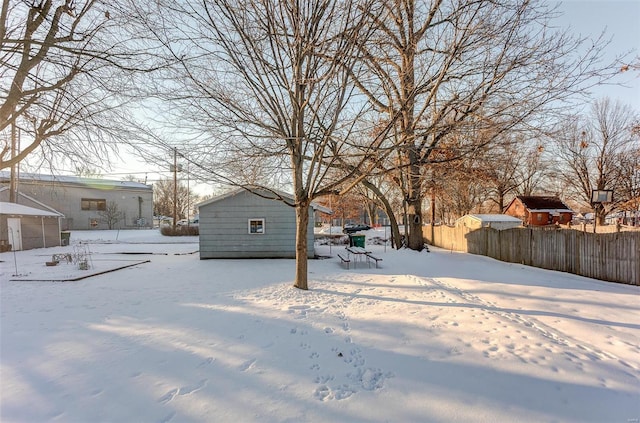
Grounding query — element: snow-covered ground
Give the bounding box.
[1,228,638,422]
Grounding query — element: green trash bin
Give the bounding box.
[351,234,366,248]
[61,231,71,246]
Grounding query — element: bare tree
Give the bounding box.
[153,178,198,222]
[355,0,616,250]
[516,145,549,197]
[0,0,158,171]
[554,98,640,224]
[98,201,123,229]
[473,134,551,212]
[133,0,388,289]
[614,148,640,221]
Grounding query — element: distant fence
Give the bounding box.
[423,225,639,286]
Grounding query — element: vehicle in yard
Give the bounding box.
[343,223,371,233]
[177,215,199,227]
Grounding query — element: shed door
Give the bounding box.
[7,217,22,251]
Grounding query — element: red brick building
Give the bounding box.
[504,196,574,226]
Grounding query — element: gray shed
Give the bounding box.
[198,188,327,259]
[456,214,523,231]
[0,201,64,251]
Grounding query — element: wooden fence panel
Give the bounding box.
[565,230,577,275]
[466,227,485,255]
[423,225,639,285]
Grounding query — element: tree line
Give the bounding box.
[1,0,638,289]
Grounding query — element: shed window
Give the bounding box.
[248,218,265,234]
[81,198,106,211]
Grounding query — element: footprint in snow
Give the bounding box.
[158,388,178,404]
[178,379,207,396]
[158,379,208,404]
[238,358,257,372]
[197,357,214,368]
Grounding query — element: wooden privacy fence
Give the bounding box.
[423,225,639,285]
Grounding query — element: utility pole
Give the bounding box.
[186,159,190,226]
[173,147,178,229]
[9,122,16,203]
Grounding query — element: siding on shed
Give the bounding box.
[199,190,315,259]
[14,216,61,250]
[0,197,63,250]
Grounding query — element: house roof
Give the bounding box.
[514,196,574,213]
[0,202,64,217]
[463,214,522,223]
[197,187,333,214]
[0,171,152,191]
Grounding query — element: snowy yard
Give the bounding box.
[1,229,638,422]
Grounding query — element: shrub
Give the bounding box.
[160,226,199,236]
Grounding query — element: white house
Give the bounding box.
[198,188,330,259]
[456,214,523,231]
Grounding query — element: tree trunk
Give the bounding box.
[406,160,424,251]
[498,191,505,213]
[361,179,402,249]
[293,202,310,290]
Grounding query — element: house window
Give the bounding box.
[248,218,265,234]
[536,213,543,222]
[81,198,106,211]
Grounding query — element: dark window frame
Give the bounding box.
[248,218,265,234]
[81,198,107,211]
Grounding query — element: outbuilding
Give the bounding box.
[0,200,64,251]
[0,171,153,230]
[504,196,574,226]
[456,214,523,231]
[198,188,329,259]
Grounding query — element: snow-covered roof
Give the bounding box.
[514,196,574,213]
[464,214,522,223]
[529,208,574,214]
[0,171,152,191]
[0,202,63,217]
[197,187,333,214]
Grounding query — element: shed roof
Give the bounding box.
[0,202,63,217]
[464,214,522,223]
[514,196,573,213]
[0,171,152,191]
[197,187,333,214]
